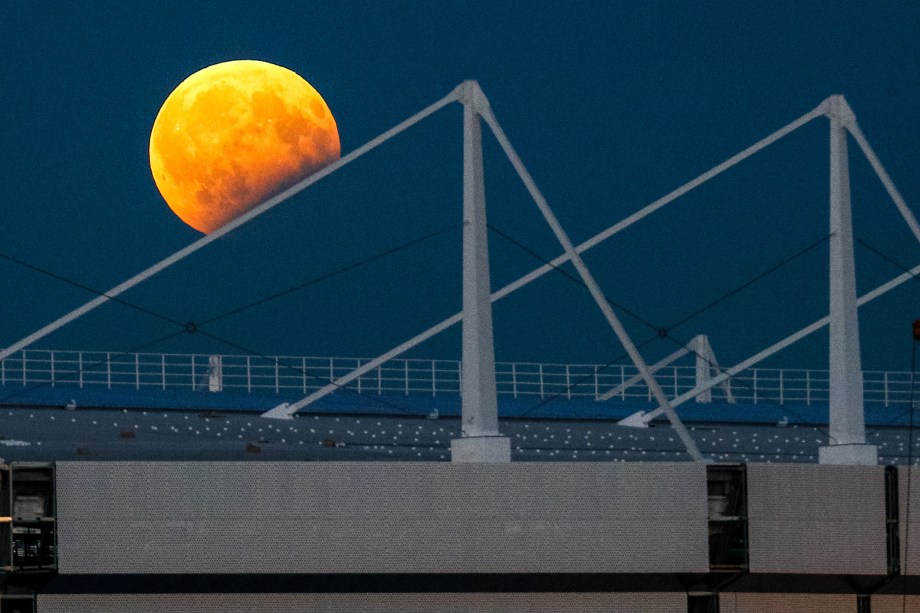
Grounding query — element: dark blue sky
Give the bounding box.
[2,2,919,371]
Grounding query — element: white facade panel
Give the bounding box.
[55,461,709,575]
[747,463,887,574]
[899,469,920,575]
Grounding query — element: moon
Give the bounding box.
[149,60,340,233]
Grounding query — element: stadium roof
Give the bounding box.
[0,387,917,465]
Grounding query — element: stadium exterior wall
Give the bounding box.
[900,468,920,575]
[21,461,920,612]
[746,463,887,574]
[36,592,684,613]
[39,592,920,612]
[54,461,709,575]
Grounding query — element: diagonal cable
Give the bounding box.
[0,251,185,327]
[854,237,920,438]
[199,222,459,326]
[645,235,920,440]
[856,238,920,299]
[191,329,415,415]
[487,224,660,332]
[0,329,187,405]
[493,224,835,434]
[0,88,461,363]
[0,228,460,415]
[667,234,831,331]
[515,334,660,418]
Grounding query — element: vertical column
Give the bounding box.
[451,81,510,463]
[819,96,877,465]
[208,355,223,392]
[694,335,712,404]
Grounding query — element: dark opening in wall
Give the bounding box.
[707,464,748,571]
[0,463,56,573]
[884,466,900,576]
[688,593,719,613]
[0,594,35,613]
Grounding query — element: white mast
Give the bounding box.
[818,95,877,465]
[450,81,511,463]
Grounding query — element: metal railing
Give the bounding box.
[0,349,916,407]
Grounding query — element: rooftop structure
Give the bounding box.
[1,81,918,611]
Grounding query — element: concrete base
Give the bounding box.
[451,436,511,463]
[818,444,878,466]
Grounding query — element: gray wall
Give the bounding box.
[872,595,920,613]
[42,593,900,613]
[37,593,684,613]
[39,592,895,613]
[900,469,920,575]
[719,593,856,612]
[55,461,709,574]
[746,463,887,574]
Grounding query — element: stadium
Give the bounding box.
[1,82,919,612]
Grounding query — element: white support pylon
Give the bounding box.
[258,88,905,432]
[597,335,737,404]
[479,104,705,462]
[706,340,735,404]
[692,335,735,404]
[450,81,510,463]
[265,97,826,418]
[207,356,223,392]
[694,335,713,404]
[819,96,876,465]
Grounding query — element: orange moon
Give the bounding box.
[149,60,340,233]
